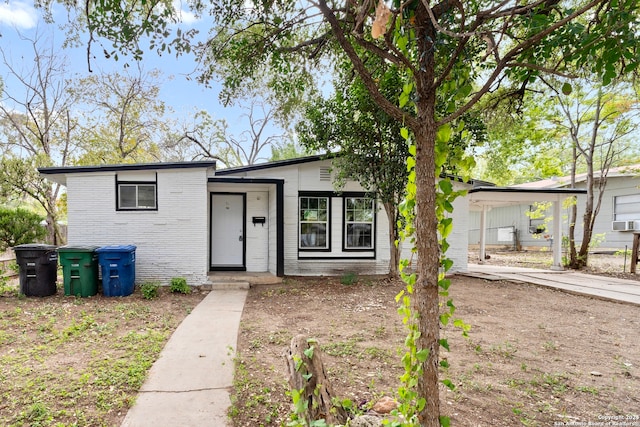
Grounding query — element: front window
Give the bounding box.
[344,197,374,249]
[299,197,329,249]
[118,183,157,210]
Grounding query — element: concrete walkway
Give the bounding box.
[120,267,638,426]
[466,264,640,305]
[121,288,248,427]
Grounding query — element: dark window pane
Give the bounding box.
[300,223,327,248]
[119,185,137,208]
[346,224,372,248]
[138,185,156,208]
[346,198,355,210]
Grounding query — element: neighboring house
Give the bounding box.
[39,155,476,285]
[468,164,640,253]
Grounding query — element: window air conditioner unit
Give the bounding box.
[612,220,635,231]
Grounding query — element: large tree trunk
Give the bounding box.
[576,164,595,268]
[414,7,441,422]
[384,201,401,277]
[45,187,60,246]
[568,145,578,267]
[315,1,444,424]
[413,122,441,426]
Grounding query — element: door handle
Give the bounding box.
[239,235,243,242]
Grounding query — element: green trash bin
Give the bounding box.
[58,245,100,297]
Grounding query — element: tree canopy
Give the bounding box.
[38,0,640,423]
[0,34,77,244]
[297,63,412,275]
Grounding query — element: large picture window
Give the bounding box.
[118,183,157,210]
[299,196,329,249]
[344,197,374,249]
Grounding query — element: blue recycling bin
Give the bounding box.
[96,245,136,297]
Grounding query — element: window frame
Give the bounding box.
[343,195,376,251]
[528,204,546,234]
[116,175,158,211]
[613,194,640,221]
[298,193,331,251]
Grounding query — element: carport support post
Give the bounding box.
[631,232,639,274]
[479,205,487,263]
[551,200,563,270]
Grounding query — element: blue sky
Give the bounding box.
[0,0,253,136]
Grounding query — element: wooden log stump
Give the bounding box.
[283,335,348,425]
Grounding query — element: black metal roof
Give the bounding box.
[39,161,217,175]
[469,186,587,195]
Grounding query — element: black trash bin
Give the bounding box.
[13,244,58,297]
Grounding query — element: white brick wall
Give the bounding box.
[448,184,469,272]
[66,169,209,286]
[234,160,472,275]
[62,159,471,284]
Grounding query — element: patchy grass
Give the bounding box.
[0,280,204,426]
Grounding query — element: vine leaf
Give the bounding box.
[304,346,315,359]
[416,348,430,362]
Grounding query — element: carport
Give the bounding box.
[468,187,587,270]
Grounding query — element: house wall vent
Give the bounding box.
[319,167,331,181]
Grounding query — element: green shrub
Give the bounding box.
[340,271,358,286]
[170,277,191,294]
[0,207,47,251]
[140,282,159,300]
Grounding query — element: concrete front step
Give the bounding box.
[207,272,282,286]
[205,281,251,290]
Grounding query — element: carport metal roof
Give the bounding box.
[468,186,587,209]
[467,186,587,270]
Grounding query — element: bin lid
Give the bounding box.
[13,244,57,251]
[58,245,100,253]
[96,245,137,253]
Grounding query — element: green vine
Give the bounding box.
[286,344,331,427]
[390,9,474,425]
[390,122,472,427]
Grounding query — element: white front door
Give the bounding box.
[211,193,245,269]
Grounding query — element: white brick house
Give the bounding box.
[39,155,476,285]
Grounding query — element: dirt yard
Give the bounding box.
[231,254,640,426]
[1,250,638,426]
[0,284,205,427]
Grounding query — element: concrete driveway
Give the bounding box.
[466,264,640,305]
